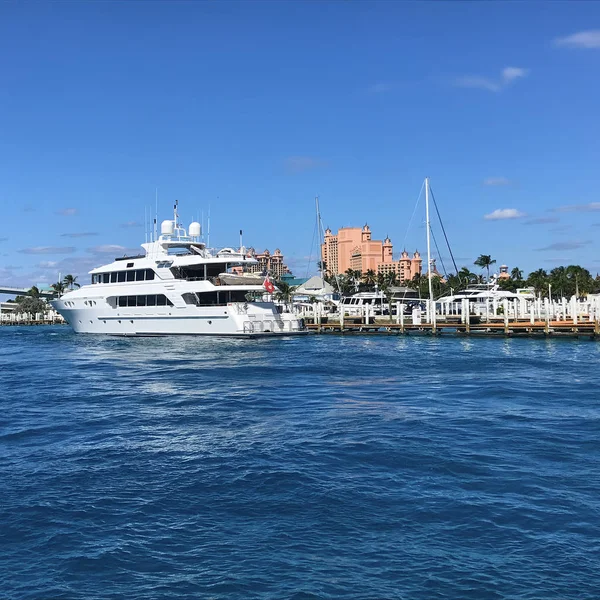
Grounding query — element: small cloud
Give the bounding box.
[20,246,76,255]
[367,82,393,94]
[60,232,98,238]
[120,221,142,228]
[87,244,127,254]
[524,216,560,225]
[283,156,328,174]
[536,241,590,251]
[56,208,78,216]
[484,208,526,221]
[502,67,527,83]
[454,66,528,92]
[37,261,58,268]
[483,177,511,186]
[555,202,600,212]
[554,30,600,49]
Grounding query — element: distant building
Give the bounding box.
[245,248,290,279]
[498,265,510,280]
[321,225,422,283]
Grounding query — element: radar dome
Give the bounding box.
[189,222,201,237]
[161,220,174,236]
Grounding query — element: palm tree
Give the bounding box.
[51,281,66,297]
[527,268,548,296]
[474,255,496,281]
[511,267,523,280]
[458,267,477,285]
[363,269,376,288]
[63,274,80,290]
[28,285,40,298]
[274,281,295,307]
[384,271,397,287]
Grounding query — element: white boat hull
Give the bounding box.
[51,300,306,337]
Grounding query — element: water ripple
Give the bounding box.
[0,327,599,599]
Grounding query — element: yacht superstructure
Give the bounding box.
[51,204,306,336]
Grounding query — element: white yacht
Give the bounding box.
[436,283,535,316]
[51,205,306,336]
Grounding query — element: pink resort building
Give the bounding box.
[244,248,290,278]
[321,225,422,283]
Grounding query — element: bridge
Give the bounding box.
[0,286,56,299]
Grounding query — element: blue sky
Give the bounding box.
[1,1,600,290]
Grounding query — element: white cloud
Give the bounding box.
[56,208,78,216]
[87,244,127,254]
[484,208,526,221]
[60,232,98,238]
[483,177,511,186]
[455,67,529,92]
[501,67,527,83]
[37,261,58,268]
[556,202,600,212]
[536,241,590,251]
[554,30,600,49]
[20,246,76,255]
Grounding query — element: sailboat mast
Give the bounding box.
[425,177,435,324]
[315,195,323,278]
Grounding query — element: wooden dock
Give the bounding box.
[306,318,600,338]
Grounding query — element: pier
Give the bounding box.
[302,295,600,339]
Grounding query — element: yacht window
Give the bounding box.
[135,270,145,281]
[126,262,134,268]
[196,292,220,306]
[110,272,117,283]
[147,295,156,306]
[145,269,155,281]
[137,295,147,306]
[229,290,248,303]
[118,296,127,307]
[117,271,126,282]
[182,293,200,305]
[126,271,135,282]
[127,296,136,307]
[157,295,167,306]
[91,275,97,284]
[206,264,226,278]
[103,273,110,284]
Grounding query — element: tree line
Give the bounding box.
[317,256,600,300]
[10,274,80,314]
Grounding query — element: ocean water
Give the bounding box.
[1,326,599,600]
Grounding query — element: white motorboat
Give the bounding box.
[51,204,306,336]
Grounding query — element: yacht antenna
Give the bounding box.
[144,205,148,243]
[154,187,158,242]
[207,205,211,249]
[239,229,243,255]
[425,177,435,326]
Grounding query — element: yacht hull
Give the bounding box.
[51,302,306,337]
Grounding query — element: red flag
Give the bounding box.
[263,275,275,293]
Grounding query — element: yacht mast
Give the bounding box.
[315,196,323,279]
[425,177,435,325]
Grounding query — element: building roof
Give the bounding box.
[294,275,334,295]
